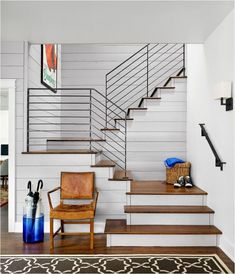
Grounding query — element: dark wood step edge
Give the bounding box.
[164,75,187,87]
[109,170,133,181]
[22,149,101,155]
[114,118,134,121]
[138,97,161,107]
[126,190,208,195]
[91,160,116,168]
[151,86,175,97]
[100,128,120,131]
[124,205,215,214]
[127,107,147,116]
[104,219,222,235]
[46,138,106,142]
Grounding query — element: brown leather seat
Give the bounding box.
[47,172,98,250]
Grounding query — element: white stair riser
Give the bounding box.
[127,213,213,225]
[127,195,206,206]
[107,234,218,247]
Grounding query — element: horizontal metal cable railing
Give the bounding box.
[105,43,185,123]
[27,88,128,173]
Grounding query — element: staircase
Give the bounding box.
[105,181,221,247]
[26,43,222,246]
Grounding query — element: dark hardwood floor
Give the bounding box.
[0,206,234,273]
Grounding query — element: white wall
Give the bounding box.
[187,10,234,260]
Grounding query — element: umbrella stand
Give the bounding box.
[23,180,44,243]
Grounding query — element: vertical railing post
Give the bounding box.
[89,89,92,150]
[105,75,108,128]
[27,88,30,152]
[183,44,186,76]
[146,44,149,97]
[124,112,127,179]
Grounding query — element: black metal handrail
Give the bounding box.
[199,124,226,170]
[27,88,128,176]
[105,43,185,122]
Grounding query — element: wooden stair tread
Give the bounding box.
[91,160,116,168]
[114,118,134,121]
[170,76,187,79]
[164,76,187,87]
[100,128,120,131]
[46,137,106,142]
[127,107,147,116]
[104,219,222,235]
[151,86,175,97]
[128,107,148,111]
[143,97,161,99]
[109,170,133,181]
[124,205,214,214]
[22,149,101,154]
[154,86,175,90]
[127,181,207,195]
[138,97,161,107]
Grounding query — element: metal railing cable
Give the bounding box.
[105,43,185,121]
[27,88,128,175]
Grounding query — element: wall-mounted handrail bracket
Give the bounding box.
[199,123,226,171]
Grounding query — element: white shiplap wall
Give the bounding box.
[28,44,63,150]
[1,41,26,232]
[61,44,187,180]
[1,42,187,231]
[61,44,145,92]
[1,42,129,232]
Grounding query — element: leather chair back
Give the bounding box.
[60,172,94,199]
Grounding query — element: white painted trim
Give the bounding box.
[0,79,16,232]
[14,220,106,233]
[23,41,29,151]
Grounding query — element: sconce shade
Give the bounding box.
[214,81,232,100]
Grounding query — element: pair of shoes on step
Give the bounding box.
[174,176,193,188]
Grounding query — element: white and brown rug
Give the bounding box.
[0,254,231,273]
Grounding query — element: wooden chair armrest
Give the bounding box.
[92,188,99,214]
[47,187,61,210]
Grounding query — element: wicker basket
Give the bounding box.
[166,162,191,184]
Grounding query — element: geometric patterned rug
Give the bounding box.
[0,254,231,273]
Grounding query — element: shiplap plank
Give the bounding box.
[1,41,24,53]
[0,53,24,66]
[0,66,23,79]
[16,165,113,178]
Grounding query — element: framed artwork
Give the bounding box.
[41,44,58,92]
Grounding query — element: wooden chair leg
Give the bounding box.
[61,220,64,237]
[50,218,54,250]
[90,219,94,249]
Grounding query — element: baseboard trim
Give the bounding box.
[14,221,105,233]
[219,236,234,261]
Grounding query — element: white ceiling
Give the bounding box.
[1,1,234,43]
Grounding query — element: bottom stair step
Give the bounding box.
[105,219,222,247]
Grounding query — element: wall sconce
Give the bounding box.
[214,81,233,111]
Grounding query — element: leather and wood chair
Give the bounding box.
[47,172,98,250]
